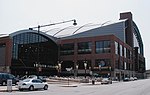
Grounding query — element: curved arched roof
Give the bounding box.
[133,21,144,55]
[9,29,58,43]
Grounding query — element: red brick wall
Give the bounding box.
[0,36,12,67]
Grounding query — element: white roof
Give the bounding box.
[45,19,127,38]
[0,34,9,38]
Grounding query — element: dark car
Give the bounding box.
[37,76,47,82]
[0,73,19,86]
[123,77,130,82]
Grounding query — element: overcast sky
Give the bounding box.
[0,0,150,69]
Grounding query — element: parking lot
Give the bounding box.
[1,78,150,95]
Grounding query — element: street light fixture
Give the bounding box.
[66,67,72,86]
[58,63,61,77]
[99,64,101,77]
[29,19,77,76]
[84,62,87,78]
[76,64,79,77]
[109,66,111,78]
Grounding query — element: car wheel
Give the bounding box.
[2,81,6,86]
[44,85,48,90]
[29,85,34,91]
[19,88,23,91]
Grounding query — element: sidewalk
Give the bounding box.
[0,86,18,92]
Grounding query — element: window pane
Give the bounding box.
[96,41,110,54]
[60,43,74,55]
[78,42,92,54]
[104,41,110,53]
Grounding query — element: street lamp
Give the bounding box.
[56,61,62,77]
[72,23,93,34]
[66,67,72,86]
[109,66,111,78]
[58,63,61,77]
[76,64,79,77]
[29,19,77,76]
[84,62,87,78]
[99,64,101,77]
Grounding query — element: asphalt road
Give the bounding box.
[1,79,150,95]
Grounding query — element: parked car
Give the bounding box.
[101,78,112,84]
[133,77,138,80]
[123,77,130,82]
[18,78,48,91]
[129,77,135,81]
[37,76,47,82]
[27,75,46,82]
[0,73,19,86]
[28,75,37,79]
[19,75,28,80]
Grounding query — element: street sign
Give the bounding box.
[7,79,12,92]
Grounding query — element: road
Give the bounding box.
[1,78,150,95]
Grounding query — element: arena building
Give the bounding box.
[0,12,145,79]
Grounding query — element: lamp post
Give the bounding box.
[109,66,111,78]
[29,19,77,76]
[66,67,72,86]
[84,62,87,78]
[76,64,79,77]
[99,64,101,77]
[58,63,61,77]
[56,61,62,77]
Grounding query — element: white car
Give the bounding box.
[18,78,48,91]
[129,77,135,81]
[101,78,112,84]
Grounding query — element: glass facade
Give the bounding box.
[115,57,119,69]
[95,59,111,67]
[124,62,127,70]
[124,47,127,58]
[60,43,74,55]
[78,42,92,54]
[115,41,118,55]
[96,41,111,54]
[11,32,58,72]
[120,44,123,56]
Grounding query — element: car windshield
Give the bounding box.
[28,75,37,78]
[23,79,30,82]
[9,74,15,79]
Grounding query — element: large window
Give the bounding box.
[60,43,74,55]
[12,32,58,67]
[124,62,127,70]
[124,47,127,58]
[115,57,119,69]
[96,41,111,54]
[115,41,120,55]
[78,42,92,54]
[120,44,123,56]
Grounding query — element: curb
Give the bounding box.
[0,89,18,92]
[60,85,78,87]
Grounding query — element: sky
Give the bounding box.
[0,0,150,69]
